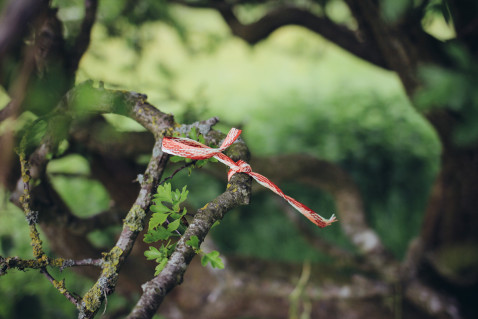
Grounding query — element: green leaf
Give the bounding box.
[179,185,189,203]
[144,227,174,243]
[167,219,181,232]
[189,126,198,140]
[144,246,162,260]
[150,204,171,214]
[167,242,177,255]
[154,259,168,275]
[172,189,180,202]
[209,157,218,163]
[201,250,224,269]
[170,212,182,220]
[196,160,206,168]
[198,134,206,144]
[144,183,192,274]
[211,220,220,229]
[169,156,184,163]
[148,212,169,230]
[155,183,172,202]
[186,235,200,250]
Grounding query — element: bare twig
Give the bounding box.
[0,255,102,276]
[41,267,81,306]
[68,0,98,74]
[158,160,197,185]
[63,258,103,268]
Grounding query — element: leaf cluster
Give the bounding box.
[144,183,223,275]
[186,234,224,269]
[144,183,188,275]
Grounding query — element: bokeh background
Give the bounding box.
[0,0,466,318]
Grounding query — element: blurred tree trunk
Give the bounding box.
[344,0,478,315]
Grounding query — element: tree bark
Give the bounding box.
[342,1,478,317]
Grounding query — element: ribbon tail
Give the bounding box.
[162,127,336,228]
[249,172,336,228]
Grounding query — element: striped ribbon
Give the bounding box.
[161,128,336,228]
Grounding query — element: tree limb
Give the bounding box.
[68,0,98,74]
[174,1,390,69]
[127,129,252,319]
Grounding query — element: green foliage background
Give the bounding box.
[0,2,443,318]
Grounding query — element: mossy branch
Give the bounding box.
[17,147,45,259]
[7,82,254,319]
[127,133,251,319]
[13,146,84,308]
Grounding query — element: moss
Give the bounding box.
[224,142,250,162]
[25,210,39,225]
[160,126,175,138]
[29,226,44,258]
[53,279,67,294]
[124,205,146,232]
[17,258,39,270]
[38,254,49,266]
[22,174,30,184]
[50,258,65,267]
[103,246,123,267]
[82,247,123,313]
[82,281,103,312]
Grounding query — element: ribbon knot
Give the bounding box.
[228,160,252,180]
[161,128,336,228]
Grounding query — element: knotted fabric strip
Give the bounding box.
[161,128,337,228]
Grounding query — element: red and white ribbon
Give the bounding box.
[161,128,337,228]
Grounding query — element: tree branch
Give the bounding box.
[41,267,82,307]
[68,0,98,74]
[174,1,390,69]
[70,115,154,160]
[127,171,252,319]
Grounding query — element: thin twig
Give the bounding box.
[158,160,197,185]
[63,258,103,268]
[0,256,102,276]
[41,267,81,307]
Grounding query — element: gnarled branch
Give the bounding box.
[173,0,389,69]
